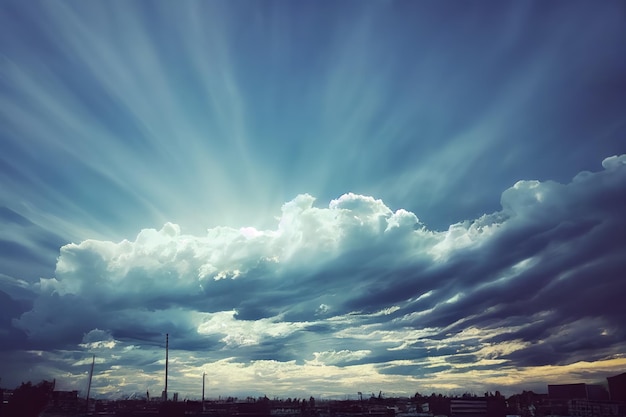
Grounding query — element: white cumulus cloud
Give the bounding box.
[9,155,626,398]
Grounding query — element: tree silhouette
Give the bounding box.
[4,380,55,417]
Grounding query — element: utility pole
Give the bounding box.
[164,333,169,402]
[202,372,206,410]
[86,355,95,414]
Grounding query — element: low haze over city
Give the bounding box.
[1,0,625,402]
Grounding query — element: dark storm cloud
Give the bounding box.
[378,364,452,377]
[0,290,30,350]
[2,156,625,394]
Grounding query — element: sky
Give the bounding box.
[1,0,626,400]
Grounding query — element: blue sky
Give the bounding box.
[1,0,625,399]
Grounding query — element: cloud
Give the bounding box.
[79,329,117,350]
[7,155,626,395]
[308,350,372,366]
[196,310,308,348]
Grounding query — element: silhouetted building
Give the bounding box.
[49,390,79,412]
[588,385,611,402]
[422,395,505,417]
[607,373,626,403]
[427,395,450,416]
[566,398,620,417]
[548,383,609,401]
[506,391,549,417]
[450,398,487,417]
[549,383,589,400]
[548,383,619,417]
